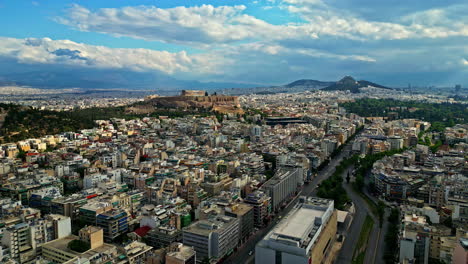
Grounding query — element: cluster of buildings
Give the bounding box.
[352,118,431,154]
[371,144,467,206]
[0,88,464,264]
[444,124,468,145]
[368,142,467,264]
[15,97,143,112]
[0,94,363,264]
[241,92,365,169]
[0,86,148,111]
[237,87,467,106]
[398,205,468,264]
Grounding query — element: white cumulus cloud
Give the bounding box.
[58,4,264,47]
[0,37,216,75]
[57,2,468,49]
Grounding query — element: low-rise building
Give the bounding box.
[166,242,196,264]
[147,225,182,249]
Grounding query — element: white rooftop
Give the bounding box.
[274,207,323,241]
[262,197,334,249]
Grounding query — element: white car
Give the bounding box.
[248,251,254,256]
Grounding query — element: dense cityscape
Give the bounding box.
[1,1,468,264]
[0,86,465,264]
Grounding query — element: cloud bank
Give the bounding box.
[1,1,468,87]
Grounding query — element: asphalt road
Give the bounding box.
[364,176,389,264]
[336,166,388,264]
[335,167,369,264]
[224,143,353,264]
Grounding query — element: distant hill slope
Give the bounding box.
[322,76,390,93]
[0,68,261,91]
[357,80,390,89]
[285,79,334,88]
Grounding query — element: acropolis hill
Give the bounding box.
[127,90,243,115]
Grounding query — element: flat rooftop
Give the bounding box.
[263,168,298,186]
[273,207,323,241]
[43,235,80,255]
[43,235,117,259]
[226,203,252,216]
[263,197,334,249]
[184,215,237,236]
[167,244,195,261]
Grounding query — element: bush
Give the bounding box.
[383,208,400,264]
[68,239,91,253]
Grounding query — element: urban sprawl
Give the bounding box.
[0,89,466,264]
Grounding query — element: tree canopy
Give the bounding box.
[67,239,90,253]
[340,98,466,131]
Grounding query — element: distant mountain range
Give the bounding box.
[285,79,334,88]
[0,66,390,95]
[0,68,260,91]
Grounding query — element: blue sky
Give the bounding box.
[0,0,467,87]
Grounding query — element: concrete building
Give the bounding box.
[96,209,129,242]
[147,225,182,249]
[182,215,239,262]
[321,139,337,156]
[79,226,104,250]
[50,195,88,218]
[0,214,71,263]
[399,214,430,264]
[120,241,153,264]
[1,223,35,263]
[42,233,117,264]
[42,236,80,263]
[78,201,113,226]
[224,203,254,244]
[388,136,404,150]
[255,197,337,264]
[261,168,300,212]
[251,126,262,138]
[243,191,271,228]
[166,242,196,264]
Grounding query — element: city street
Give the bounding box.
[336,167,388,264]
[224,143,353,264]
[335,167,369,264]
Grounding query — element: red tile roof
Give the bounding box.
[134,226,151,237]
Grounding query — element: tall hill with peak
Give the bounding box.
[322,76,390,93]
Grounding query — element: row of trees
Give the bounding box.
[316,126,364,209]
[316,155,360,210]
[384,208,400,264]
